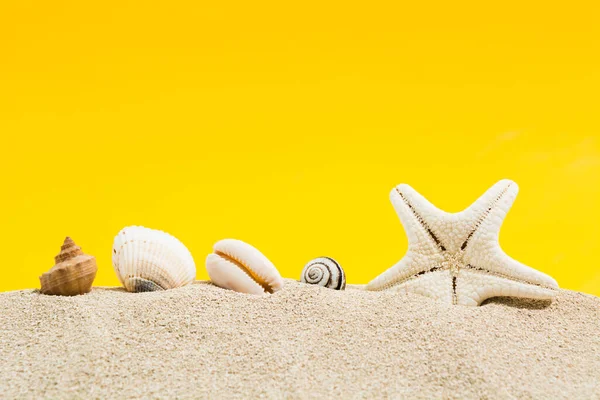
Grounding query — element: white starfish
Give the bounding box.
[366,179,559,306]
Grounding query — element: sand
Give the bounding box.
[0,280,599,399]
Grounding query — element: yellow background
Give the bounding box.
[1,1,599,296]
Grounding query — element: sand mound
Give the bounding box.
[0,280,599,399]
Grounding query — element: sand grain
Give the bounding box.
[0,280,599,399]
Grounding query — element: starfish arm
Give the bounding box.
[367,251,442,291]
[394,184,443,222]
[391,270,453,304]
[457,269,558,306]
[466,243,559,291]
[390,185,446,253]
[366,252,415,291]
[464,179,518,220]
[460,179,519,250]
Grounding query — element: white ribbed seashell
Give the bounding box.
[300,257,346,290]
[112,226,196,292]
[205,239,284,295]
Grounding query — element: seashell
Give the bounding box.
[300,257,346,290]
[112,226,196,292]
[39,237,98,296]
[205,239,284,295]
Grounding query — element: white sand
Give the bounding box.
[0,280,599,399]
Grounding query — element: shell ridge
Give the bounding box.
[300,257,345,290]
[112,226,196,293]
[40,237,97,296]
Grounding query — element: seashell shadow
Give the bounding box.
[481,296,553,310]
[96,286,129,293]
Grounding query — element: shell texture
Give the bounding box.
[112,226,196,292]
[205,239,284,295]
[300,257,346,290]
[366,179,559,306]
[40,237,97,296]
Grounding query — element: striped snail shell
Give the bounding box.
[300,257,346,290]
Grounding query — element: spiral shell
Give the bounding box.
[300,257,346,290]
[112,226,196,292]
[40,237,98,296]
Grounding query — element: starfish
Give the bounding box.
[366,179,559,306]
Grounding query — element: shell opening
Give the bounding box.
[215,251,274,294]
[128,277,166,292]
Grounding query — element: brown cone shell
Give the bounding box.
[39,237,97,296]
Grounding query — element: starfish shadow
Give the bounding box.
[93,286,128,293]
[481,296,553,310]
